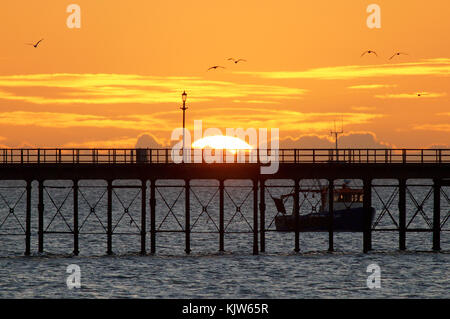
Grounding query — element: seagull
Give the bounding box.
[389,52,409,60]
[228,58,247,64]
[234,59,246,64]
[26,38,44,48]
[207,65,226,71]
[361,50,378,57]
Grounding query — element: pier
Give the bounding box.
[0,148,449,256]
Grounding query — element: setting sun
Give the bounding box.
[192,136,253,152]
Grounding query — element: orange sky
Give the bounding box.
[0,0,449,148]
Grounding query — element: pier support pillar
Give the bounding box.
[150,180,156,254]
[73,180,79,256]
[219,180,224,252]
[185,180,191,254]
[433,179,441,251]
[107,180,113,255]
[259,179,266,253]
[38,180,44,253]
[25,180,32,256]
[398,179,407,251]
[294,179,300,253]
[328,179,334,252]
[140,180,147,255]
[253,179,259,255]
[363,179,372,253]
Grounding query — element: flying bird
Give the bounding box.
[26,38,44,48]
[361,50,378,57]
[228,58,247,64]
[207,65,226,71]
[389,52,409,60]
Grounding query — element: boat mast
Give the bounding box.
[330,118,344,161]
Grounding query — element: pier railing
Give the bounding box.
[0,148,449,164]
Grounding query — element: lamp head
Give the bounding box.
[182,91,187,103]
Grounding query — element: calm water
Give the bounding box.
[0,179,448,298]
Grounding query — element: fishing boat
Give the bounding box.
[273,181,375,232]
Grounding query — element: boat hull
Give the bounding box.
[274,207,376,232]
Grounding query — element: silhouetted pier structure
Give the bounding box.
[0,148,449,256]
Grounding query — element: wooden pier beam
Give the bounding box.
[25,180,32,256]
[140,180,147,255]
[38,180,44,253]
[363,179,372,253]
[219,179,224,252]
[433,179,441,251]
[328,179,334,252]
[185,179,191,254]
[259,179,266,253]
[398,179,407,251]
[150,179,156,254]
[294,179,300,253]
[253,179,259,255]
[107,180,113,255]
[73,180,79,256]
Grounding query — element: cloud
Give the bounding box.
[13,134,165,149]
[0,73,306,105]
[375,92,446,99]
[237,58,450,80]
[0,141,36,148]
[413,124,450,132]
[351,106,376,111]
[348,84,397,89]
[232,99,281,104]
[0,111,162,130]
[281,135,335,148]
[426,143,450,149]
[61,134,166,149]
[184,109,383,133]
[280,132,394,149]
[62,137,138,148]
[135,134,165,148]
[0,109,383,134]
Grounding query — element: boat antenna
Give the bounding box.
[330,117,344,150]
[330,117,344,161]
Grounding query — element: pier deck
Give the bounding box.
[0,148,448,256]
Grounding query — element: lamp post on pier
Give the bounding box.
[181,91,188,161]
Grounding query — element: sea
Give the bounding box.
[0,179,448,298]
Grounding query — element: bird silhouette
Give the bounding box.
[26,39,44,48]
[361,50,378,57]
[207,65,226,71]
[389,52,409,60]
[228,58,247,64]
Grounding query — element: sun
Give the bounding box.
[192,136,253,153]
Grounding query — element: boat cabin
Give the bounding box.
[273,182,364,215]
[323,183,364,211]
